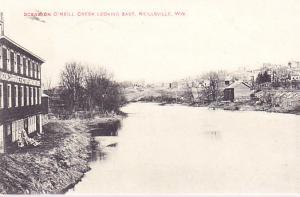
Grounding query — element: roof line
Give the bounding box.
[0,35,45,63]
[242,82,251,88]
[226,81,251,89]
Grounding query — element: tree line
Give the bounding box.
[59,62,126,113]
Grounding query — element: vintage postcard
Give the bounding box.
[0,0,300,195]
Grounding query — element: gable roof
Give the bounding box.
[225,81,251,89]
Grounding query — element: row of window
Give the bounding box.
[0,46,41,79]
[0,82,41,109]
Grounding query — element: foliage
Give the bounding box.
[60,62,86,112]
[59,62,126,113]
[256,71,271,84]
[198,71,224,102]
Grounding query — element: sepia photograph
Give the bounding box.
[0,0,300,195]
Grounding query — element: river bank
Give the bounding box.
[124,85,300,115]
[205,101,300,115]
[0,115,122,194]
[205,90,300,115]
[159,100,300,115]
[134,92,300,115]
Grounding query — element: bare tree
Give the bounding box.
[59,62,126,114]
[60,62,85,112]
[181,78,194,103]
[195,71,225,102]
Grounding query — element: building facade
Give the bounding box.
[0,13,45,153]
[224,81,252,102]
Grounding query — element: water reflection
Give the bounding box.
[90,120,121,137]
[89,136,119,162]
[88,120,121,162]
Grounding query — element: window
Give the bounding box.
[7,49,10,71]
[14,85,18,107]
[32,62,35,78]
[26,86,29,106]
[35,63,38,78]
[35,87,38,105]
[28,60,31,77]
[32,87,35,105]
[17,55,20,74]
[10,51,15,73]
[38,88,41,104]
[0,46,2,69]
[33,116,36,132]
[20,86,24,106]
[7,84,11,108]
[23,57,27,76]
[30,118,32,133]
[30,87,33,105]
[14,53,17,73]
[32,63,35,78]
[0,83,3,108]
[29,61,32,77]
[32,63,36,79]
[37,65,40,79]
[20,56,23,75]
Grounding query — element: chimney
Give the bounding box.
[0,12,4,36]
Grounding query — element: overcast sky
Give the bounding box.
[1,0,300,85]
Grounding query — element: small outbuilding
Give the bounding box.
[224,81,252,102]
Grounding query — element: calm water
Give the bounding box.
[69,102,300,193]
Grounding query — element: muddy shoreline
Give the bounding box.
[0,116,122,194]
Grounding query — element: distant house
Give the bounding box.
[169,82,178,89]
[224,81,252,102]
[290,73,300,89]
[288,61,300,69]
[290,73,300,81]
[43,86,66,114]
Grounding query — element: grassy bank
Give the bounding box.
[0,116,122,194]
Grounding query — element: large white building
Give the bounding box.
[0,13,45,153]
